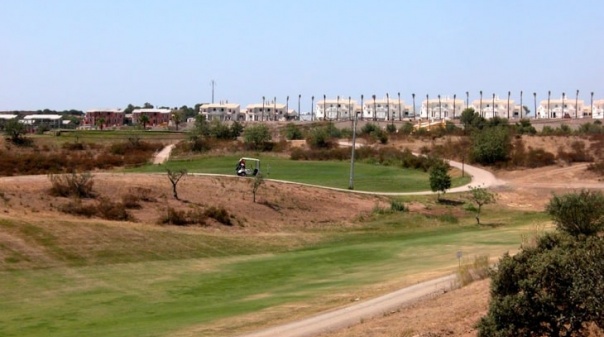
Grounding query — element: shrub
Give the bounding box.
[48,172,95,198]
[204,206,233,226]
[587,160,604,176]
[390,200,407,212]
[58,199,96,217]
[96,198,132,221]
[284,123,304,140]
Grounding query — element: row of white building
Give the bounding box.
[198,96,604,122]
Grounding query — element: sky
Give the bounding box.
[1,0,602,112]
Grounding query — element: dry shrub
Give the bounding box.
[557,140,594,164]
[587,160,604,177]
[204,206,233,226]
[158,207,207,226]
[58,199,96,217]
[48,172,95,198]
[457,254,491,287]
[96,198,133,221]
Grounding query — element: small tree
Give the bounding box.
[546,190,604,236]
[139,114,150,129]
[284,123,304,140]
[243,124,272,150]
[251,173,264,203]
[3,118,28,144]
[429,161,451,201]
[166,168,187,200]
[471,126,511,165]
[468,185,497,224]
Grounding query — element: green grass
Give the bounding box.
[32,129,186,146]
[128,154,471,193]
[0,209,550,337]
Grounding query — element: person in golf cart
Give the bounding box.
[236,158,246,176]
[235,158,259,176]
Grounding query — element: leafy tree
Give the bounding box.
[243,124,272,150]
[284,123,304,140]
[468,185,497,225]
[460,108,485,131]
[471,126,511,165]
[193,115,210,136]
[96,117,106,130]
[478,191,604,336]
[306,125,334,149]
[399,122,414,135]
[429,160,451,201]
[230,121,244,138]
[546,190,604,237]
[143,102,154,109]
[514,118,536,135]
[166,168,187,200]
[139,114,150,129]
[3,118,28,144]
[171,111,183,131]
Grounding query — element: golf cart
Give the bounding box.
[236,157,260,177]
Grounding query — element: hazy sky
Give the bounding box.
[1,0,602,112]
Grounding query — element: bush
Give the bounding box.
[204,206,233,226]
[243,124,272,151]
[390,200,407,212]
[58,199,96,217]
[96,198,133,221]
[470,126,511,165]
[284,123,304,140]
[48,172,95,198]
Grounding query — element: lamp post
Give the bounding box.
[426,94,430,119]
[298,94,301,121]
[349,95,362,190]
[466,91,469,109]
[562,92,566,119]
[336,95,340,121]
[311,96,315,121]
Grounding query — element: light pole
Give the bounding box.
[466,91,469,109]
[562,92,565,119]
[336,95,340,121]
[298,94,301,121]
[349,95,362,190]
[426,94,430,119]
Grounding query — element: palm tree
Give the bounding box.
[438,94,442,120]
[507,91,511,119]
[323,94,326,121]
[348,96,351,120]
[591,91,594,117]
[466,91,469,109]
[575,89,579,119]
[386,93,391,125]
[311,96,315,121]
[273,96,277,121]
[286,95,289,121]
[533,92,537,119]
[372,94,377,121]
[547,90,551,118]
[139,114,149,130]
[397,92,402,120]
[479,90,483,117]
[361,94,364,120]
[262,96,265,121]
[453,94,457,118]
[412,93,416,120]
[562,92,566,118]
[520,91,523,118]
[492,93,496,119]
[426,94,430,119]
[336,95,340,121]
[297,94,301,121]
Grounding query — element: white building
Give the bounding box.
[315,98,360,120]
[22,114,63,128]
[471,96,514,119]
[362,97,405,121]
[536,97,585,119]
[593,100,604,119]
[420,97,465,120]
[199,102,242,121]
[244,101,287,121]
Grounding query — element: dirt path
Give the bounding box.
[237,275,457,337]
[153,144,175,164]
